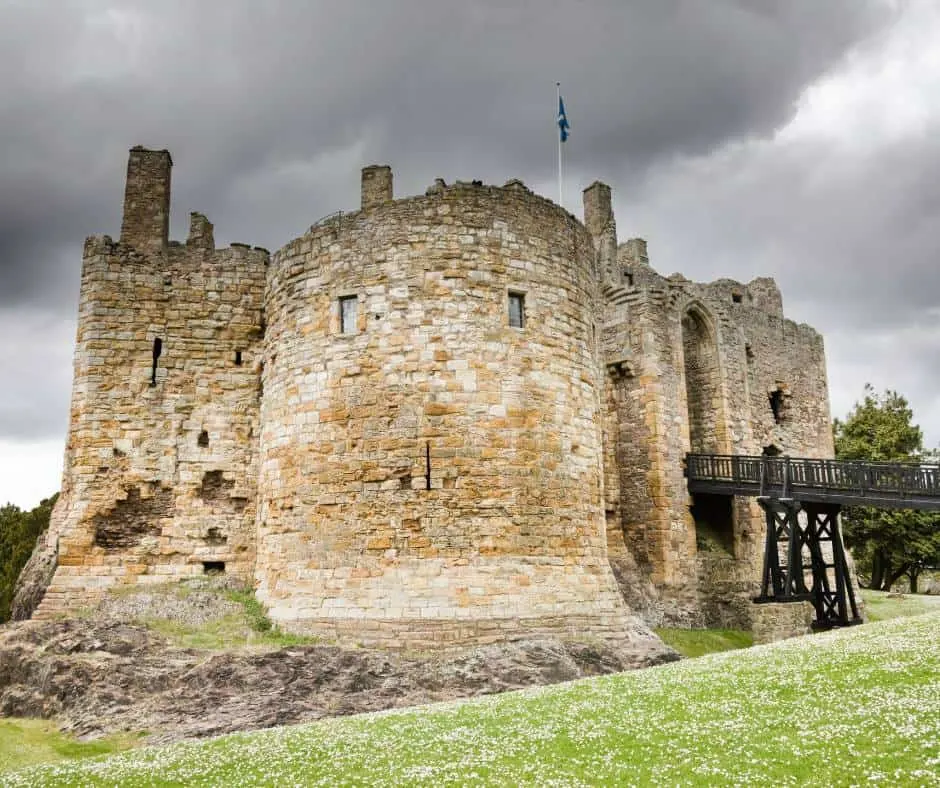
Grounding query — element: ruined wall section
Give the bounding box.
[605,281,701,623]
[603,249,834,626]
[686,276,835,626]
[32,166,267,617]
[689,276,833,459]
[257,180,635,647]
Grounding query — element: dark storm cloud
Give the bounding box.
[612,76,940,443]
[621,131,940,330]
[0,0,894,454]
[0,0,888,306]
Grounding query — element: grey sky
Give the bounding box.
[4,0,939,507]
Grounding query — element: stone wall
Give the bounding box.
[29,149,267,618]
[255,176,635,644]
[600,236,834,628]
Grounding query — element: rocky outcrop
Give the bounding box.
[9,530,56,621]
[0,618,677,744]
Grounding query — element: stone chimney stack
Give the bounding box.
[120,146,172,254]
[583,181,618,284]
[361,165,393,210]
[622,238,649,266]
[582,181,613,239]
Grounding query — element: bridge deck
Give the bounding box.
[686,453,940,510]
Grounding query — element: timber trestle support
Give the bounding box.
[754,497,862,629]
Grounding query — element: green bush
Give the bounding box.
[0,494,57,622]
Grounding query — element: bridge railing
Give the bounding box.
[686,453,940,504]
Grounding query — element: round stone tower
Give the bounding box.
[255,173,632,648]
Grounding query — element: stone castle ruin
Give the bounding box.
[13,147,833,648]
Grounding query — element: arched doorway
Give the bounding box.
[682,306,733,554]
[681,308,726,455]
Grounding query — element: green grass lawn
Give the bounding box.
[3,611,936,787]
[654,627,753,657]
[0,720,137,774]
[860,587,940,622]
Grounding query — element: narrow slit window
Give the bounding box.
[769,388,786,424]
[234,350,243,366]
[425,442,432,490]
[150,337,163,387]
[508,292,525,328]
[339,295,358,334]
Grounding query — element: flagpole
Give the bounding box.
[557,82,563,206]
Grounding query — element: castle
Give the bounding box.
[14,147,833,648]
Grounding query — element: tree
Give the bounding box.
[0,494,57,622]
[834,385,940,592]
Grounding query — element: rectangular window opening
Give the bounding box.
[508,292,525,328]
[202,560,225,575]
[234,350,243,366]
[339,295,358,334]
[732,293,743,304]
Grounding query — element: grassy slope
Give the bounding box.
[3,611,937,787]
[0,721,136,774]
[654,627,753,657]
[861,588,940,622]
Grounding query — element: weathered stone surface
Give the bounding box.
[0,618,676,744]
[9,533,56,620]
[750,601,814,644]
[14,145,842,646]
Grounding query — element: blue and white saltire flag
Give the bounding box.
[557,95,570,142]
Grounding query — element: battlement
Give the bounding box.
[283,169,593,272]
[116,147,261,261]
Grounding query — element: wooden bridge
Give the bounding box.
[685,453,940,630]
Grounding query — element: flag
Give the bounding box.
[557,95,570,142]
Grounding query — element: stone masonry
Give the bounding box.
[14,147,835,646]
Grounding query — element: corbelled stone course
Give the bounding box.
[13,146,836,647]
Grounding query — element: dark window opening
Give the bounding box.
[763,444,782,457]
[234,350,243,366]
[732,293,743,304]
[205,527,227,545]
[198,430,209,447]
[691,493,734,554]
[425,442,432,490]
[624,270,635,287]
[339,295,358,334]
[508,292,525,328]
[745,343,754,360]
[150,337,162,387]
[769,388,786,423]
[202,561,226,575]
